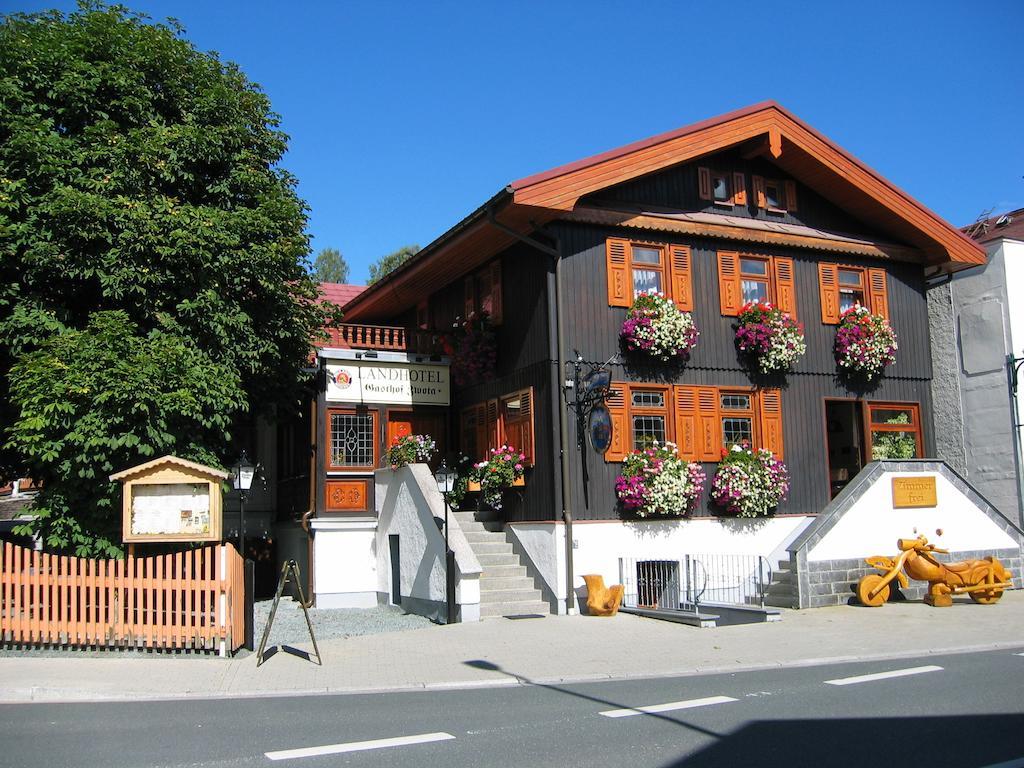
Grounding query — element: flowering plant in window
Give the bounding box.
[442,311,497,387]
[710,444,790,517]
[386,434,437,468]
[620,291,699,362]
[833,305,897,378]
[470,445,526,509]
[734,301,806,373]
[614,441,705,518]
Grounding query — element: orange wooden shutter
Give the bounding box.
[668,244,693,311]
[696,387,721,462]
[698,167,713,201]
[753,176,766,209]
[468,403,488,461]
[867,268,889,322]
[758,389,784,459]
[673,386,699,460]
[732,172,747,206]
[503,388,535,466]
[605,384,628,462]
[784,180,798,212]
[490,261,503,324]
[464,276,475,318]
[818,263,841,324]
[718,250,742,316]
[606,237,631,307]
[773,257,797,320]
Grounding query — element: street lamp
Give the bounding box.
[232,450,256,557]
[433,459,456,625]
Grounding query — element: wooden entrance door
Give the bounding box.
[386,410,446,467]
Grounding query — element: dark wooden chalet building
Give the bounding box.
[303,102,986,614]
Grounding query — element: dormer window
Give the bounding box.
[712,173,731,203]
[699,167,746,207]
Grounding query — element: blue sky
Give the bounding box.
[7,1,1024,283]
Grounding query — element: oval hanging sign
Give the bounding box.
[588,404,613,455]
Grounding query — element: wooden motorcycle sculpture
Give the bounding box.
[856,535,1013,608]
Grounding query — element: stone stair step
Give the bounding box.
[479,587,544,603]
[479,564,528,580]
[480,600,550,619]
[470,541,515,556]
[763,594,797,609]
[475,553,522,567]
[463,530,504,543]
[479,575,538,591]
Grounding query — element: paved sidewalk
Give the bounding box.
[2,592,1023,703]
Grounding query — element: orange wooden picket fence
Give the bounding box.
[0,542,245,654]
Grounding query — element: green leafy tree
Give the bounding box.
[367,244,420,285]
[312,247,350,284]
[0,4,342,556]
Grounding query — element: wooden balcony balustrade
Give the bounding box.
[324,324,445,355]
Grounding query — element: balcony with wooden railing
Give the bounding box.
[323,324,444,355]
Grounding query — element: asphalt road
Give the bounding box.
[2,648,1022,768]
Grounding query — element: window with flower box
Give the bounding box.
[606,238,693,310]
[459,387,535,466]
[817,263,889,324]
[462,260,503,324]
[605,384,783,462]
[717,250,797,318]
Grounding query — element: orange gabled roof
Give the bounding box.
[343,102,982,321]
[509,101,983,271]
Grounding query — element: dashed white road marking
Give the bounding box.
[1015,652,1024,657]
[599,695,737,718]
[265,732,455,761]
[824,665,943,686]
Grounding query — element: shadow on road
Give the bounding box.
[463,659,1024,768]
[663,714,1024,767]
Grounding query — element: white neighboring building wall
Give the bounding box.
[508,515,814,613]
[931,226,1024,525]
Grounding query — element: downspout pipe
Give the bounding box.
[484,206,575,614]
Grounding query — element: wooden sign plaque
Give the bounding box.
[892,476,938,509]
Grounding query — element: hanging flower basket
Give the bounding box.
[386,434,437,468]
[620,291,699,362]
[442,311,497,387]
[833,305,897,379]
[469,445,526,509]
[710,444,789,517]
[615,441,705,518]
[734,301,806,374]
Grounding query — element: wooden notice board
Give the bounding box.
[111,455,228,543]
[892,476,937,508]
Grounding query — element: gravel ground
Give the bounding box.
[0,600,434,658]
[252,599,433,647]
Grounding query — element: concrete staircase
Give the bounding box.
[762,555,799,609]
[453,509,550,619]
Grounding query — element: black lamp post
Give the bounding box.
[232,450,256,557]
[434,459,456,625]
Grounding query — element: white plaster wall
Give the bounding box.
[311,519,378,608]
[509,516,813,611]
[807,471,1019,562]
[507,523,566,609]
[374,465,481,619]
[1005,239,1024,428]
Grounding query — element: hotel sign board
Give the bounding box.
[326,360,450,406]
[892,476,938,509]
